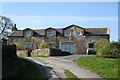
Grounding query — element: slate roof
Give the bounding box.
[34,29,45,35]
[85,28,108,36]
[9,30,23,37]
[9,25,108,37]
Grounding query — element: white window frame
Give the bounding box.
[47,32,53,36]
[64,32,71,36]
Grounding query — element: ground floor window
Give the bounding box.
[61,42,74,54]
[24,44,32,49]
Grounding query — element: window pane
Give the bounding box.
[70,43,74,53]
[29,44,32,48]
[24,44,28,49]
[64,32,71,36]
[76,32,80,35]
[24,44,32,49]
[47,32,53,36]
[61,43,66,51]
[66,43,70,52]
[61,43,74,54]
[26,32,31,36]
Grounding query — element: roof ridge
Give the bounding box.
[85,28,105,29]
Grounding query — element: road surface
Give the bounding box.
[26,55,101,80]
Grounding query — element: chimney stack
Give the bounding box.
[12,24,17,31]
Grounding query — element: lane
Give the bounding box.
[26,55,101,79]
[51,54,93,62]
[39,57,101,78]
[26,57,66,80]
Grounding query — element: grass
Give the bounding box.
[64,69,78,80]
[31,55,49,57]
[75,56,119,78]
[3,57,42,79]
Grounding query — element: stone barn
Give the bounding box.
[8,24,110,54]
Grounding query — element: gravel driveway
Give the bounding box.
[26,55,101,80]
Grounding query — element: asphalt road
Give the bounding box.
[26,55,101,80]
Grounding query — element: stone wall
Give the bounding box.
[17,50,28,57]
[9,34,109,54]
[57,34,109,54]
[31,48,50,56]
[30,48,70,56]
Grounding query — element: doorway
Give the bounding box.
[61,42,74,54]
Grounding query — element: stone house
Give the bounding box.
[8,24,110,54]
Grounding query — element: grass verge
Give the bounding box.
[64,69,78,80]
[75,56,119,78]
[31,55,49,57]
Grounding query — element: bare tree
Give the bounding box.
[0,15,14,39]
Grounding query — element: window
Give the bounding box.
[64,32,71,36]
[24,44,32,49]
[75,32,81,35]
[26,32,31,36]
[47,32,53,36]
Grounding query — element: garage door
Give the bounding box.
[61,42,74,54]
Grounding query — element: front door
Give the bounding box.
[61,42,74,54]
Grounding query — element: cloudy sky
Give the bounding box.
[1,2,118,41]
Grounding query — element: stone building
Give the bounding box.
[8,24,110,54]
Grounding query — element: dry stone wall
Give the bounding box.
[17,50,28,57]
[31,48,50,56]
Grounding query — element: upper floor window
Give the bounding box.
[64,32,71,36]
[47,32,53,36]
[26,32,31,36]
[75,32,81,35]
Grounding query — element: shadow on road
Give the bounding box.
[28,59,55,80]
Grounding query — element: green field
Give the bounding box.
[75,56,119,78]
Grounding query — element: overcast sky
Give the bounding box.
[1,2,118,41]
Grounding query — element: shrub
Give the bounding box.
[37,41,49,48]
[15,43,23,50]
[94,39,110,57]
[94,39,120,58]
[109,42,120,58]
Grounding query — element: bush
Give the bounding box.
[37,41,49,48]
[94,39,110,57]
[15,43,23,50]
[94,39,120,58]
[109,42,120,58]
